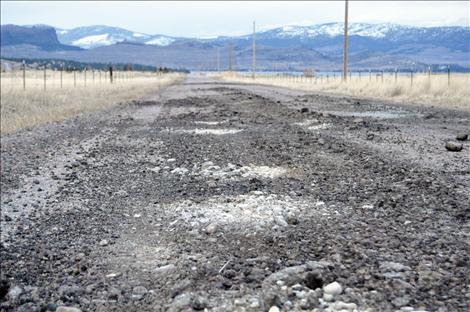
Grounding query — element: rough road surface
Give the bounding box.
[1,75,469,312]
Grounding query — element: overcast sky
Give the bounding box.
[1,1,469,37]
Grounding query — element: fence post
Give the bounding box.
[60,64,63,88]
[74,67,76,88]
[93,69,95,83]
[84,68,87,86]
[43,66,46,91]
[395,68,397,83]
[410,69,413,87]
[22,60,26,90]
[369,69,371,81]
[110,66,113,84]
[381,71,384,83]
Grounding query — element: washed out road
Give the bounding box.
[1,75,469,312]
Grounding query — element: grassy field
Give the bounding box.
[1,70,184,134]
[221,72,470,111]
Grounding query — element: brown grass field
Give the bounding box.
[0,70,183,134]
[221,72,470,111]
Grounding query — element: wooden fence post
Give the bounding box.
[74,68,76,88]
[84,68,87,87]
[60,64,63,88]
[410,69,413,87]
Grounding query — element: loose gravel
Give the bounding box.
[1,76,469,312]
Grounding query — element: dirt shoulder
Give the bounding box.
[1,76,469,312]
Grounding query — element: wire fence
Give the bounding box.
[1,67,168,91]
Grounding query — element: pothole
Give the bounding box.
[195,162,289,180]
[294,119,330,131]
[328,111,413,119]
[168,128,242,135]
[194,121,226,125]
[160,191,331,229]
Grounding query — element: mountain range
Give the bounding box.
[1,23,469,71]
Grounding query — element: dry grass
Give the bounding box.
[1,70,184,134]
[221,72,470,111]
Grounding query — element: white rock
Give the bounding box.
[274,215,288,227]
[149,166,161,173]
[380,261,411,272]
[99,239,108,246]
[323,281,343,295]
[268,306,280,312]
[155,264,176,276]
[106,272,121,278]
[205,223,217,234]
[335,301,357,310]
[323,293,334,302]
[172,167,189,175]
[167,158,176,163]
[133,214,141,218]
[7,285,23,300]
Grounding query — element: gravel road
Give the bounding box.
[1,75,469,312]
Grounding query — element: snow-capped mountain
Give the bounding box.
[56,25,176,49]
[257,23,414,39]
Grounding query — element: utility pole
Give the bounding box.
[343,0,349,81]
[217,47,220,72]
[228,44,233,71]
[252,21,256,79]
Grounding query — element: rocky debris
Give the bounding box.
[379,261,411,272]
[1,78,469,312]
[445,141,463,152]
[56,307,82,312]
[155,264,176,277]
[98,239,109,246]
[273,215,288,227]
[268,306,281,312]
[456,133,468,141]
[300,108,309,114]
[168,293,192,312]
[323,281,343,296]
[6,285,23,301]
[132,286,148,300]
[192,295,208,310]
[204,223,217,234]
